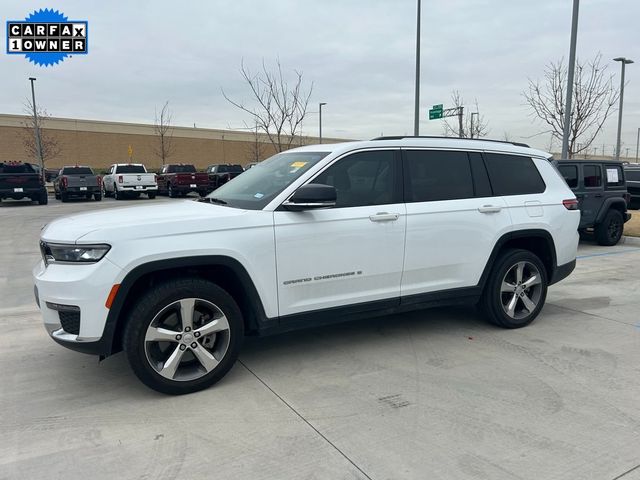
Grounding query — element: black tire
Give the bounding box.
[54,192,60,200]
[168,184,177,198]
[480,249,548,329]
[94,193,102,201]
[114,186,122,200]
[148,192,156,199]
[595,209,624,246]
[60,192,68,203]
[123,278,244,395]
[38,191,48,205]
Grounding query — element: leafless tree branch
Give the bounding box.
[153,101,175,165]
[21,100,61,167]
[523,53,619,158]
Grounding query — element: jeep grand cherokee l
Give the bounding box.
[33,137,579,394]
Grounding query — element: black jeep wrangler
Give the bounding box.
[556,159,631,246]
[624,164,640,210]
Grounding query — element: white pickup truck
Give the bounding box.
[102,163,158,200]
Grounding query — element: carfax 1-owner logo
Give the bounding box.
[6,8,88,66]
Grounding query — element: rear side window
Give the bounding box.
[116,165,146,174]
[604,165,624,187]
[62,167,93,175]
[483,154,546,196]
[404,150,474,202]
[558,165,578,189]
[583,165,602,188]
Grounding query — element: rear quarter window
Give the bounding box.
[558,165,578,189]
[483,154,546,196]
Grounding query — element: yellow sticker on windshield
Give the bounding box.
[291,161,307,168]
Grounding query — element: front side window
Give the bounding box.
[558,165,578,189]
[404,150,474,202]
[312,150,397,208]
[604,165,624,187]
[484,154,546,196]
[208,151,329,209]
[583,165,602,188]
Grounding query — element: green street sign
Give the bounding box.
[432,104,443,111]
[428,109,443,120]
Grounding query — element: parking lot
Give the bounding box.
[2,198,640,480]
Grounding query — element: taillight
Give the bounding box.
[118,175,123,183]
[153,174,157,183]
[563,199,579,210]
[61,177,67,188]
[97,176,103,186]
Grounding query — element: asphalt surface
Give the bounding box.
[2,196,640,480]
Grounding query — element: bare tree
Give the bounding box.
[21,100,61,167]
[442,90,490,139]
[245,123,267,163]
[153,101,175,166]
[222,59,313,153]
[523,53,619,158]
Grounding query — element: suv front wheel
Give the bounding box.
[123,278,244,394]
[481,249,548,328]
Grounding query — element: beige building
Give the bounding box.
[0,114,344,172]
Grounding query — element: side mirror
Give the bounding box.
[283,184,337,211]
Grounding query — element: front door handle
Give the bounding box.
[478,205,502,214]
[369,212,400,222]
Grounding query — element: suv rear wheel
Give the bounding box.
[481,249,548,328]
[595,209,623,246]
[123,278,244,394]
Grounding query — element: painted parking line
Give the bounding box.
[577,248,640,259]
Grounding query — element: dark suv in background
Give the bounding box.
[624,164,640,210]
[556,159,630,246]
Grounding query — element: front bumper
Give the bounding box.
[33,257,123,356]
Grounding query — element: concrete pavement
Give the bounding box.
[1,197,640,480]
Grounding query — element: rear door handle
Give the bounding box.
[478,205,502,214]
[369,212,400,222]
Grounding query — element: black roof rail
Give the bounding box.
[370,135,530,148]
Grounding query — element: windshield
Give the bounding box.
[62,166,93,175]
[116,165,146,174]
[0,163,36,174]
[207,151,329,209]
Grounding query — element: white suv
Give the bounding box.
[33,137,580,394]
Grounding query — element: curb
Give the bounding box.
[621,236,640,246]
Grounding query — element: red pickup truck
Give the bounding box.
[157,164,211,197]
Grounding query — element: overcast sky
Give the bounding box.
[1,0,638,153]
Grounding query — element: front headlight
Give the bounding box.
[40,242,111,265]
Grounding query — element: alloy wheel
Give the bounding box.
[144,298,231,381]
[500,261,543,320]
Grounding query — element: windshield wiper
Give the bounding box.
[198,197,228,205]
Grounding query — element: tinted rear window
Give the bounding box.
[625,169,640,182]
[558,165,578,188]
[484,154,546,196]
[404,150,474,202]
[0,163,36,174]
[62,167,93,175]
[217,165,243,173]
[115,165,146,174]
[169,165,196,173]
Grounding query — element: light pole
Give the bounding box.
[319,102,327,143]
[413,0,421,136]
[28,77,44,175]
[614,57,634,161]
[470,112,478,139]
[561,0,580,160]
[636,127,639,163]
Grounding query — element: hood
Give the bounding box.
[41,200,251,243]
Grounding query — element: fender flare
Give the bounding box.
[595,198,627,224]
